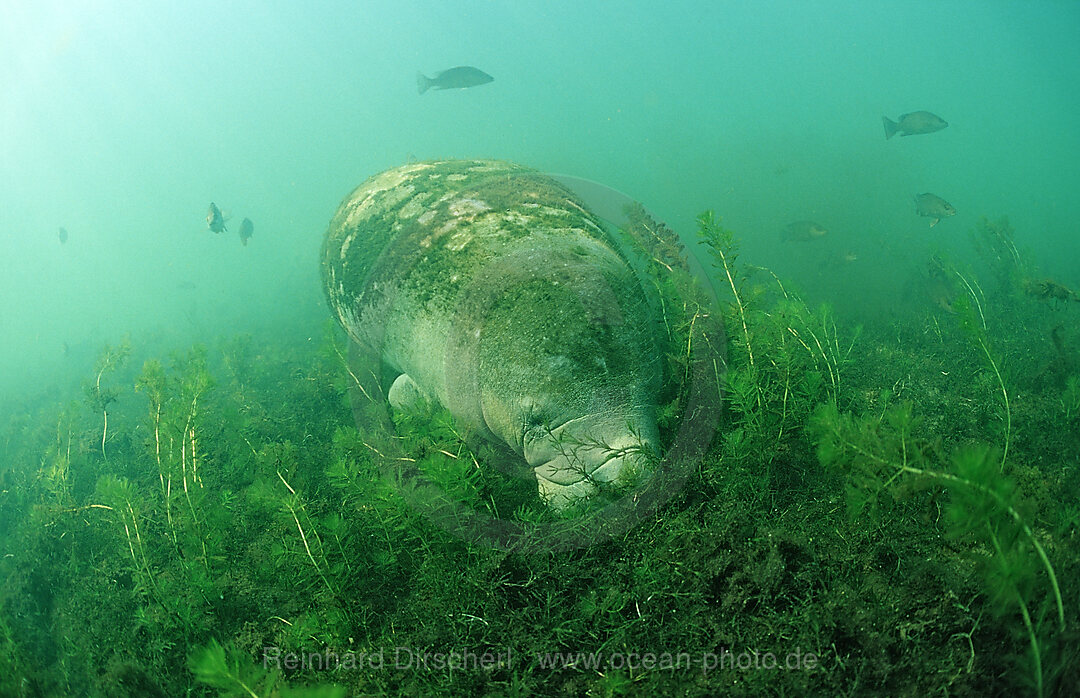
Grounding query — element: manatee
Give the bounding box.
[321,160,662,509]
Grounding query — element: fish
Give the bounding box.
[925,256,956,313]
[782,220,828,242]
[416,66,494,94]
[883,111,948,139]
[914,193,956,227]
[58,227,68,244]
[207,202,227,233]
[238,217,254,246]
[1023,278,1080,304]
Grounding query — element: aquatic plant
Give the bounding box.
[275,470,338,597]
[946,265,1013,472]
[970,216,1028,300]
[697,211,757,387]
[1063,375,1080,421]
[0,612,21,698]
[812,401,1065,696]
[696,211,858,477]
[85,337,131,460]
[2,203,1078,695]
[189,638,345,698]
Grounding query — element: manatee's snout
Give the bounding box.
[524,412,658,510]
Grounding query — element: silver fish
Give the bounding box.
[914,193,956,227]
[883,111,948,139]
[417,66,493,94]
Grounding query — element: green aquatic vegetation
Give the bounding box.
[1062,375,1080,421]
[189,638,345,698]
[948,266,1013,472]
[134,348,218,575]
[697,210,757,382]
[275,470,338,597]
[697,212,858,473]
[85,337,131,461]
[40,404,78,507]
[619,207,727,441]
[3,205,1079,695]
[0,613,22,698]
[94,474,172,614]
[812,401,1065,696]
[970,215,1028,300]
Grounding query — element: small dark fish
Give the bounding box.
[417,66,493,94]
[914,193,956,227]
[207,202,227,233]
[782,220,828,242]
[1023,278,1080,304]
[883,111,948,139]
[925,256,956,313]
[238,217,254,246]
[58,227,68,244]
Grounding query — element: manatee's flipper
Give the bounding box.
[388,374,430,412]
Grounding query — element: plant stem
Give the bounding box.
[976,336,1011,473]
[828,424,1064,632]
[277,471,335,596]
[988,524,1043,698]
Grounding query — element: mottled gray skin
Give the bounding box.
[322,160,661,508]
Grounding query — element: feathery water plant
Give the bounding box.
[949,267,1012,472]
[86,338,131,461]
[276,470,337,597]
[812,401,1064,695]
[697,210,757,386]
[189,638,346,698]
[1062,375,1080,421]
[697,213,858,473]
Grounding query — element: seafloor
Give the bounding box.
[1,214,1077,697]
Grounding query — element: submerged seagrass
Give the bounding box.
[321,159,661,507]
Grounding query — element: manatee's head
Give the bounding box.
[445,231,662,509]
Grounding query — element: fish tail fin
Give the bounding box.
[416,72,431,95]
[883,116,898,139]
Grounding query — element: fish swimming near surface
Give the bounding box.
[417,66,493,94]
[782,220,828,242]
[914,193,956,227]
[207,203,227,233]
[58,227,68,244]
[238,217,254,246]
[883,111,948,139]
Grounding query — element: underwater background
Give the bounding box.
[2,1,1080,696]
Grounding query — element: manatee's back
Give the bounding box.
[321,159,659,423]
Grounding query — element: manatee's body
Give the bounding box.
[321,160,661,508]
